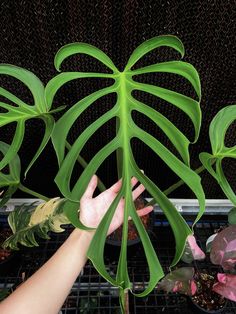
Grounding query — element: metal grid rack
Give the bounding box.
[1,214,236,313]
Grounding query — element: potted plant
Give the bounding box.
[0,34,222,313]
[157,212,236,313]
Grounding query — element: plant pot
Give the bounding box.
[188,272,227,313]
[106,197,153,246]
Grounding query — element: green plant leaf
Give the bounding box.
[228,207,236,225]
[200,104,236,205]
[54,43,118,73]
[48,35,204,300]
[2,198,69,250]
[0,141,21,207]
[124,35,185,70]
[0,64,55,173]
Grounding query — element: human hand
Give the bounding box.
[79,175,153,235]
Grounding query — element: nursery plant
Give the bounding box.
[157,104,236,312]
[158,211,236,312]
[0,35,206,312]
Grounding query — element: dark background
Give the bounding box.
[0,0,235,199]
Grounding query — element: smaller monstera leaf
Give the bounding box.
[210,225,236,272]
[0,64,59,175]
[200,104,236,205]
[157,267,197,296]
[0,141,21,207]
[2,198,69,250]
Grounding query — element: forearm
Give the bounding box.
[0,229,94,314]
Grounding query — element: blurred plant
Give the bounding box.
[157,104,236,307]
[200,105,236,206]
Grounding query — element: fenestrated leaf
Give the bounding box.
[200,105,236,205]
[0,141,21,207]
[0,65,55,173]
[47,35,204,306]
[2,198,69,250]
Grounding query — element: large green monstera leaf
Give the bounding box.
[200,104,236,205]
[0,65,56,175]
[45,35,205,308]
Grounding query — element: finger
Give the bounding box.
[109,178,122,193]
[132,183,145,200]
[131,170,144,189]
[128,206,153,221]
[81,175,98,199]
[110,176,139,193]
[137,205,153,217]
[131,176,139,189]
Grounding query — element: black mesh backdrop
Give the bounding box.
[0,0,235,199]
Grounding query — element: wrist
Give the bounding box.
[70,228,95,243]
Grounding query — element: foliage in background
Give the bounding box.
[0,35,205,312]
[0,141,21,207]
[2,198,68,250]
[200,105,236,205]
[144,104,236,304]
[0,65,59,174]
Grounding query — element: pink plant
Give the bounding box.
[213,273,236,302]
[210,225,236,271]
[158,225,236,303]
[181,235,206,263]
[157,267,197,296]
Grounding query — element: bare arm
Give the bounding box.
[0,175,152,314]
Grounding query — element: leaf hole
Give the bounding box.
[131,109,181,160]
[57,53,114,74]
[131,90,195,142]
[0,74,34,106]
[225,120,236,148]
[132,72,197,99]
[131,46,181,71]
[51,77,114,113]
[222,158,236,195]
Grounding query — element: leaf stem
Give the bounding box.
[147,164,207,206]
[18,183,49,201]
[124,290,129,314]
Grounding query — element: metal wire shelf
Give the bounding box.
[0,213,236,313]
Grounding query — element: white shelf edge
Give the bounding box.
[0,198,234,214]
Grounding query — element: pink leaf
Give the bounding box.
[158,267,196,296]
[181,235,206,263]
[210,225,236,271]
[213,273,236,302]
